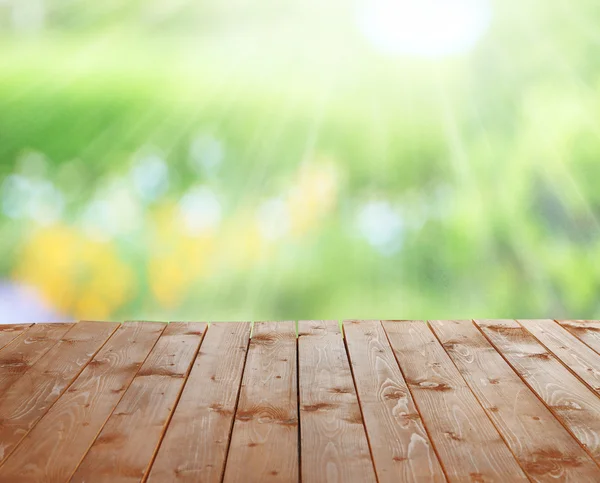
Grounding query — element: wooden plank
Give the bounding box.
[0,324,33,352]
[69,322,206,483]
[223,322,298,483]
[298,320,377,483]
[147,322,251,483]
[343,320,445,483]
[0,322,166,483]
[383,320,528,482]
[0,323,74,394]
[522,319,600,395]
[0,320,118,466]
[476,319,600,462]
[558,320,600,355]
[431,319,600,482]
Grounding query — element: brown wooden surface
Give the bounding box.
[383,320,528,482]
[0,321,118,467]
[70,322,206,483]
[299,320,377,483]
[148,322,251,483]
[476,319,600,462]
[430,319,600,482]
[0,324,32,352]
[558,320,600,355]
[223,321,298,483]
[2,319,600,482]
[521,319,600,395]
[0,322,165,483]
[0,323,73,394]
[343,320,445,483]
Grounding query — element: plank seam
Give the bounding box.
[0,321,121,470]
[142,324,209,482]
[0,323,34,352]
[0,323,74,394]
[296,323,302,483]
[473,319,600,469]
[556,319,600,357]
[219,323,252,483]
[66,322,168,481]
[381,321,450,483]
[341,321,380,483]
[0,324,78,471]
[519,320,600,401]
[427,320,533,482]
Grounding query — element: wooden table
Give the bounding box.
[0,320,600,482]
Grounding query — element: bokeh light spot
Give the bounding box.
[357,0,492,57]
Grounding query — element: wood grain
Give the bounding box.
[476,319,600,462]
[383,320,528,482]
[558,320,600,355]
[522,319,600,395]
[69,322,206,483]
[431,319,600,482]
[0,324,32,352]
[299,320,377,483]
[343,320,445,483]
[0,323,73,394]
[0,321,118,467]
[2,319,600,481]
[147,322,251,483]
[0,322,165,483]
[223,322,298,483]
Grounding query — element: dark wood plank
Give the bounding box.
[431,319,600,482]
[0,322,166,483]
[69,322,206,483]
[0,321,118,467]
[0,324,32,352]
[558,320,600,355]
[299,320,377,483]
[343,320,445,483]
[476,319,600,462]
[522,319,600,394]
[147,322,251,483]
[383,320,528,482]
[223,322,298,483]
[0,323,74,394]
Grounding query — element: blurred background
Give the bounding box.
[1,0,599,323]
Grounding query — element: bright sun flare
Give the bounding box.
[357,0,492,58]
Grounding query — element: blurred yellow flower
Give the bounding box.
[13,224,135,319]
[148,203,216,308]
[227,217,264,268]
[287,157,339,235]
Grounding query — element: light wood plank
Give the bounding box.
[343,320,445,483]
[383,320,528,482]
[0,323,74,394]
[0,324,33,352]
[431,319,600,482]
[476,319,600,462]
[0,321,166,483]
[223,322,298,483]
[558,320,600,355]
[0,321,118,467]
[147,322,251,483]
[299,320,377,483]
[522,319,600,395]
[69,322,206,483]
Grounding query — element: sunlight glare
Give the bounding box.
[357,0,492,58]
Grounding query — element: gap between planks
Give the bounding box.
[430,319,600,481]
[475,319,600,467]
[3,320,600,483]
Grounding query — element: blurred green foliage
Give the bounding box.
[1,0,600,322]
